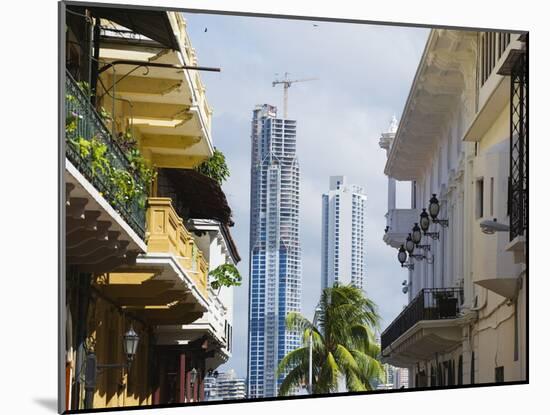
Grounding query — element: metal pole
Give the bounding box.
[283,83,289,119]
[308,330,313,394]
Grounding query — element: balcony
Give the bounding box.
[381,288,464,367]
[473,221,524,299]
[383,208,420,248]
[65,71,148,239]
[98,197,210,326]
[97,14,214,169]
[144,197,209,299]
[155,287,230,363]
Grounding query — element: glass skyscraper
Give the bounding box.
[247,104,302,398]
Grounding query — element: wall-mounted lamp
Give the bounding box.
[480,218,510,234]
[398,245,414,270]
[419,209,440,240]
[406,234,431,253]
[190,368,198,388]
[429,194,449,227]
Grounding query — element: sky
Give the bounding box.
[183,12,429,378]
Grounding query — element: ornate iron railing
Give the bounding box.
[381,287,463,351]
[509,47,528,241]
[65,71,147,239]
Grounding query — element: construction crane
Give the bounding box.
[272,72,318,118]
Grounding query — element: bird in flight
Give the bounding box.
[204,27,208,32]
[313,24,319,27]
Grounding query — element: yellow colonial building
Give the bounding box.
[379,29,527,387]
[63,3,238,411]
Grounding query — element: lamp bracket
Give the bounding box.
[401,263,414,270]
[433,219,449,227]
[423,231,440,240]
[415,244,431,251]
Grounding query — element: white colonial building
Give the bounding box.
[380,29,527,387]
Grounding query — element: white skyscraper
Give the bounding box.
[321,176,367,290]
[247,104,302,398]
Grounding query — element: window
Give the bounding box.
[495,366,504,383]
[476,178,484,218]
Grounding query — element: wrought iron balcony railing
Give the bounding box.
[381,287,464,351]
[64,71,147,239]
[509,49,527,241]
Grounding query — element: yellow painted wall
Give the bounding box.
[479,104,509,152]
[87,293,152,409]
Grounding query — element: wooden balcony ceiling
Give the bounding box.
[95,270,205,325]
[100,72,193,105]
[65,177,145,274]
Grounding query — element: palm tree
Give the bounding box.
[277,283,385,395]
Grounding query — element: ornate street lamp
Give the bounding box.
[428,194,448,227]
[405,234,415,254]
[405,234,430,261]
[418,210,440,240]
[123,326,140,364]
[411,223,422,245]
[84,323,141,406]
[398,245,414,270]
[419,209,430,232]
[190,368,198,388]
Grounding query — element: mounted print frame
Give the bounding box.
[59,1,528,413]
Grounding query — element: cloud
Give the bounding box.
[185,11,428,377]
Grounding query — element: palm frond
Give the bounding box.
[276,346,309,377]
[278,364,307,396]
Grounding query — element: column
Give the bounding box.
[178,353,186,403]
[388,177,396,211]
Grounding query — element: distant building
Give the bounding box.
[394,367,409,389]
[247,104,302,398]
[375,364,409,390]
[321,176,367,290]
[204,370,247,401]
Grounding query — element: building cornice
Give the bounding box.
[385,30,477,181]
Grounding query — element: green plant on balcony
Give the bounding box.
[194,148,230,185]
[65,92,155,210]
[115,129,138,152]
[209,264,242,291]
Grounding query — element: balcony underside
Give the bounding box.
[381,319,464,367]
[95,267,204,325]
[156,324,226,349]
[99,54,213,168]
[155,324,229,368]
[65,161,147,272]
[474,276,521,299]
[133,254,209,314]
